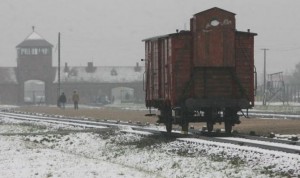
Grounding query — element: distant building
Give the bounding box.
[0,29,144,105]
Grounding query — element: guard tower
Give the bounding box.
[265,72,286,103]
[16,27,55,104]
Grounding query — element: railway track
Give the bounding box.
[0,110,300,155]
[247,111,300,120]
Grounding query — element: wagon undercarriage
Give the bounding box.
[156,98,250,133]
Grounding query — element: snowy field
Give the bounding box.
[0,116,300,178]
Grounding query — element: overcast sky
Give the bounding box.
[1,0,300,76]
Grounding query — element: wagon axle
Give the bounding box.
[156,107,241,133]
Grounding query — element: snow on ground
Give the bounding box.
[0,118,153,178]
[0,117,84,134]
[0,136,152,178]
[105,103,150,111]
[1,116,300,178]
[217,137,300,150]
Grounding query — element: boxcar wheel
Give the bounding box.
[161,107,172,133]
[224,121,232,134]
[207,122,214,132]
[181,121,189,134]
[166,118,172,133]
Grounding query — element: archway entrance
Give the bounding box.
[24,80,45,104]
[111,87,134,104]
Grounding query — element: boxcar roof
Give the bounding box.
[193,7,236,16]
[142,31,191,42]
[236,30,258,36]
[142,34,169,42]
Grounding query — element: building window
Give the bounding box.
[41,48,48,55]
[20,48,31,55]
[31,48,38,55]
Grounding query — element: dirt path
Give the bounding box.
[14,105,300,136]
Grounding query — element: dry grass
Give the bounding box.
[14,105,300,136]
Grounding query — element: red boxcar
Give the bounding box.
[143,7,257,133]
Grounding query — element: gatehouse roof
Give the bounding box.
[16,30,53,48]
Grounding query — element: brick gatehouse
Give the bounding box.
[0,29,144,105]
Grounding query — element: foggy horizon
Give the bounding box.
[1,0,300,76]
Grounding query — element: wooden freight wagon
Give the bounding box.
[143,31,192,108]
[143,7,257,133]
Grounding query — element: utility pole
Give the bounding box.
[261,48,269,106]
[57,32,61,106]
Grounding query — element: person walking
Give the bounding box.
[72,90,79,110]
[59,92,67,109]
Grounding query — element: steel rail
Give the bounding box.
[1,110,299,154]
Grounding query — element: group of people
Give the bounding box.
[58,90,79,110]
